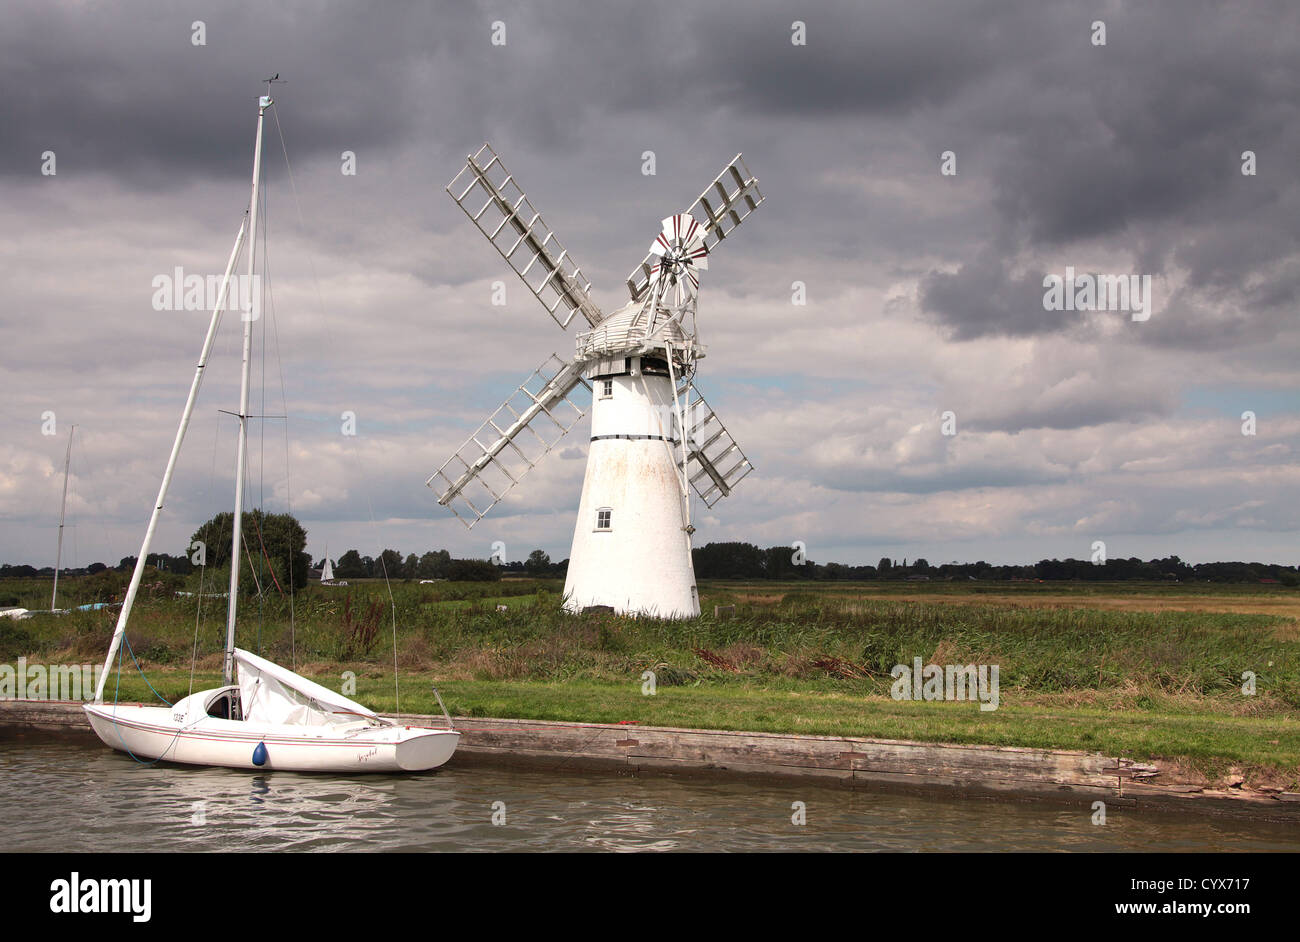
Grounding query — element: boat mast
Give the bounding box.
[223,92,271,687]
[51,425,75,610]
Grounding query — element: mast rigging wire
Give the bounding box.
[270,101,401,707]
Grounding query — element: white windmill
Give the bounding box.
[429,145,763,617]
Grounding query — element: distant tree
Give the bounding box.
[913,558,930,572]
[418,550,451,579]
[376,549,404,579]
[87,562,107,575]
[403,554,420,580]
[146,552,194,576]
[877,557,892,573]
[189,510,309,591]
[448,558,501,581]
[117,554,185,576]
[188,510,309,589]
[525,549,551,575]
[759,545,814,580]
[335,549,366,578]
[692,542,765,579]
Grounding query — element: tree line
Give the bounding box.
[322,548,561,582]
[690,542,1299,585]
[0,504,567,589]
[3,523,1296,587]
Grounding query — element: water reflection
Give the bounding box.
[1,739,1295,852]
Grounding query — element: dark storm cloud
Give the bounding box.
[897,1,1300,345]
[987,3,1300,247]
[919,253,1060,340]
[0,1,467,184]
[684,0,1014,117]
[5,0,1294,358]
[1170,193,1300,295]
[0,1,750,187]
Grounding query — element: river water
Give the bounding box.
[2,737,1295,852]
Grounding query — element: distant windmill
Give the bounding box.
[429,145,764,617]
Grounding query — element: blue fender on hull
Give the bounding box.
[252,741,268,766]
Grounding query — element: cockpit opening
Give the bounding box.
[205,688,243,721]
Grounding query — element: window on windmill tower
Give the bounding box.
[595,508,612,530]
[601,379,613,398]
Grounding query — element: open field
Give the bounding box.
[720,580,1300,620]
[2,576,1297,787]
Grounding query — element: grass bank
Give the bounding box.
[3,577,1298,787]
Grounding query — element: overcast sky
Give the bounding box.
[2,0,1297,569]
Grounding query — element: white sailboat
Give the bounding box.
[320,553,335,584]
[84,90,459,773]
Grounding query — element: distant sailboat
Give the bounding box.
[320,555,335,583]
[18,425,77,619]
[83,90,459,773]
[51,425,75,612]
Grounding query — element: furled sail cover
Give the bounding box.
[235,648,380,727]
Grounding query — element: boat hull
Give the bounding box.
[84,703,459,773]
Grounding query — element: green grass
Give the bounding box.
[5,574,1298,786]
[97,671,1300,787]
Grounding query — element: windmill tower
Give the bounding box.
[429,145,763,617]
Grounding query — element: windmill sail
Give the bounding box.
[447,143,604,330]
[678,382,753,508]
[626,154,764,302]
[429,354,590,527]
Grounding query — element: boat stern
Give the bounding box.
[394,728,460,771]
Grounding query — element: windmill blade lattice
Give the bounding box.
[428,355,590,528]
[447,143,604,330]
[627,154,763,302]
[677,380,753,508]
